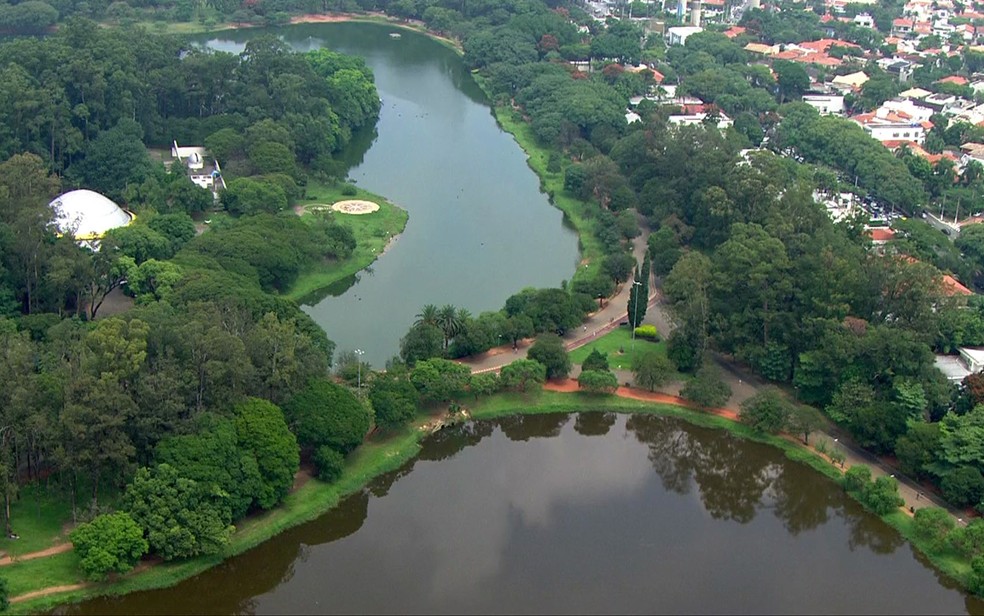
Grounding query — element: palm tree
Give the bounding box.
[435,304,463,349]
[414,304,439,328]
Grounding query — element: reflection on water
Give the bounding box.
[69,413,984,615]
[295,273,360,306]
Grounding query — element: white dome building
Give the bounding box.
[49,189,134,243]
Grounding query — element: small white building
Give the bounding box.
[854,12,875,28]
[936,347,984,382]
[668,110,733,130]
[831,71,870,92]
[881,98,935,122]
[666,26,703,45]
[49,189,135,250]
[171,140,227,199]
[802,94,845,115]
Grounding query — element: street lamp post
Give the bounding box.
[355,349,364,394]
[630,280,642,351]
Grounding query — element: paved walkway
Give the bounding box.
[461,230,658,375]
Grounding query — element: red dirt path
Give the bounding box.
[543,379,739,422]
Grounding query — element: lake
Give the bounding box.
[201,22,581,368]
[67,413,984,614]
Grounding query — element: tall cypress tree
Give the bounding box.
[641,247,652,302]
[629,248,653,329]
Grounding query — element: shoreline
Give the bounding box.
[15,390,851,613]
[132,11,463,52]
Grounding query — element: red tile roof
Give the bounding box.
[869,228,896,242]
[943,274,974,296]
[900,255,974,296]
[938,75,970,85]
[800,38,860,52]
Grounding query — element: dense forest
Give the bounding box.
[0,18,391,581]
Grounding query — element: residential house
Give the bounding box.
[667,26,703,45]
[851,108,929,144]
[170,140,226,200]
[802,93,846,115]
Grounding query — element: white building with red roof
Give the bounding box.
[851,107,930,144]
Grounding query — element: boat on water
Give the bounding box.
[389,32,401,38]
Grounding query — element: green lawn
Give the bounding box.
[285,181,408,302]
[5,551,81,597]
[0,488,73,557]
[0,482,122,559]
[568,327,666,370]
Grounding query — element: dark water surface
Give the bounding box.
[69,414,984,614]
[201,23,580,367]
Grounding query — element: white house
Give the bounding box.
[666,26,703,45]
[881,98,935,122]
[936,347,984,381]
[802,94,845,115]
[668,110,733,130]
[853,12,875,28]
[851,108,928,144]
[171,140,227,199]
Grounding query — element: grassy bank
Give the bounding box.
[121,12,462,53]
[122,12,398,36]
[12,422,428,614]
[17,388,982,612]
[285,182,408,302]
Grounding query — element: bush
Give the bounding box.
[581,348,609,372]
[738,387,792,434]
[633,324,659,340]
[969,556,984,596]
[547,152,562,173]
[341,183,358,196]
[368,371,420,430]
[680,364,731,408]
[843,465,872,493]
[578,369,618,394]
[314,446,345,483]
[951,519,984,558]
[70,512,148,581]
[499,359,546,392]
[913,507,956,551]
[861,476,905,515]
[527,333,571,379]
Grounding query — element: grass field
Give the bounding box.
[568,327,666,370]
[285,181,408,302]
